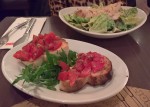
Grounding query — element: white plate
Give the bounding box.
[2,39,129,104]
[59,6,147,38]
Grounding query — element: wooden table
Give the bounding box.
[0,16,150,107]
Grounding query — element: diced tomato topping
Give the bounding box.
[79,66,91,77]
[43,33,62,51]
[74,52,105,73]
[14,42,44,61]
[13,50,30,61]
[58,61,69,72]
[22,42,35,53]
[32,35,39,44]
[58,69,79,87]
[37,39,45,48]
[91,61,104,72]
[43,32,56,44]
[31,46,44,60]
[68,70,78,86]
[53,40,62,50]
[73,60,84,72]
[58,52,105,86]
[47,42,54,50]
[13,32,63,61]
[38,34,44,39]
[58,71,69,81]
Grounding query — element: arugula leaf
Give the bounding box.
[58,49,77,66]
[12,49,77,91]
[12,76,23,85]
[58,49,68,63]
[46,50,59,65]
[68,50,77,66]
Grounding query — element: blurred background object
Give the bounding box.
[0,0,149,22]
[136,0,150,15]
[0,0,50,21]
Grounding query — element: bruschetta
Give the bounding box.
[13,32,69,67]
[58,52,112,92]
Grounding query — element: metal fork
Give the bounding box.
[0,20,29,47]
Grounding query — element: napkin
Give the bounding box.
[0,17,47,49]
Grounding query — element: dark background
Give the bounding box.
[0,0,50,21]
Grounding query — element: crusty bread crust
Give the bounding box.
[59,77,88,92]
[59,56,112,92]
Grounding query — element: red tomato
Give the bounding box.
[32,35,39,44]
[68,70,78,86]
[53,40,62,50]
[30,46,44,60]
[22,42,35,53]
[13,50,30,61]
[58,61,69,72]
[58,71,69,81]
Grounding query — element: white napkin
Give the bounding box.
[0,17,47,49]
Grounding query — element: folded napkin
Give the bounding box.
[0,17,47,49]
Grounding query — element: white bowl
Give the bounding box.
[59,6,147,39]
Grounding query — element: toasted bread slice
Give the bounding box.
[59,77,88,92]
[88,56,112,86]
[44,39,69,60]
[59,54,112,92]
[22,55,44,67]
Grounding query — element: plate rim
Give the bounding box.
[59,6,147,38]
[2,39,129,104]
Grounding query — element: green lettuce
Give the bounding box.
[89,14,115,33]
[120,7,139,25]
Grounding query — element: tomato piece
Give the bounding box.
[74,60,84,72]
[13,32,64,61]
[30,46,44,60]
[47,42,54,50]
[22,42,35,53]
[13,50,30,61]
[37,39,45,48]
[58,71,69,81]
[91,61,104,72]
[68,70,78,86]
[58,61,69,72]
[79,66,91,77]
[32,35,39,44]
[38,34,44,39]
[43,33,56,44]
[53,40,62,50]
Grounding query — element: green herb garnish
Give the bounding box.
[12,50,77,90]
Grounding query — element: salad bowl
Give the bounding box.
[59,6,147,38]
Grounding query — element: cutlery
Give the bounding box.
[0,20,29,47]
[14,18,36,46]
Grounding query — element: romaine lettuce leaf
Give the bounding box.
[120,7,139,25]
[89,14,115,33]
